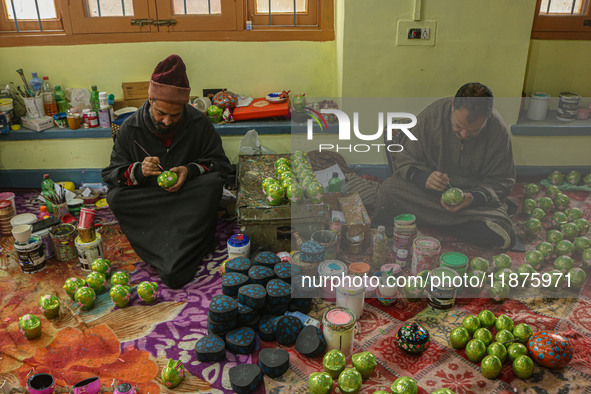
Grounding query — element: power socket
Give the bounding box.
[421,27,430,40]
[397,20,436,46]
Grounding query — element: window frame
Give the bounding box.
[247,0,318,27]
[0,0,334,47]
[0,0,63,32]
[531,0,591,39]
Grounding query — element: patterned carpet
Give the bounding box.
[0,185,590,393]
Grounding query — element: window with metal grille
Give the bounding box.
[247,0,321,28]
[532,0,591,39]
[1,0,333,45]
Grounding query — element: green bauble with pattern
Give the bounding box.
[536,241,554,260]
[19,314,42,340]
[470,257,490,272]
[281,177,294,190]
[478,310,496,328]
[524,183,540,198]
[431,390,455,394]
[551,211,568,229]
[554,193,570,211]
[157,171,178,189]
[74,286,96,311]
[63,277,86,299]
[525,218,543,239]
[489,282,510,303]
[513,323,533,343]
[566,207,583,222]
[495,330,514,349]
[584,173,591,186]
[530,208,546,222]
[492,254,512,270]
[554,256,574,272]
[85,272,107,294]
[507,342,528,362]
[274,157,290,169]
[547,170,565,186]
[495,314,514,332]
[525,250,544,269]
[110,284,132,308]
[569,267,587,288]
[516,263,536,276]
[513,355,534,379]
[279,170,293,183]
[390,376,418,394]
[545,184,561,199]
[91,258,111,276]
[574,218,589,236]
[461,315,481,336]
[38,295,60,319]
[265,183,284,206]
[207,105,223,123]
[307,372,333,394]
[110,271,131,287]
[465,339,487,362]
[582,249,591,270]
[262,177,280,191]
[537,197,554,213]
[275,164,291,178]
[561,222,579,241]
[137,281,159,304]
[323,349,346,379]
[306,182,324,204]
[473,328,493,346]
[441,188,464,206]
[481,355,503,379]
[566,170,581,185]
[351,351,377,380]
[337,368,363,394]
[555,240,575,257]
[523,199,537,215]
[449,327,470,349]
[286,182,305,204]
[546,229,564,245]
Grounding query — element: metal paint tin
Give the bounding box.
[33,227,54,259]
[336,275,366,320]
[393,214,417,256]
[14,236,46,274]
[557,92,581,121]
[49,223,77,261]
[75,232,104,271]
[439,251,468,276]
[318,260,348,301]
[427,267,459,310]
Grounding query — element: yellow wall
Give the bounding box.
[0,41,336,100]
[525,40,591,97]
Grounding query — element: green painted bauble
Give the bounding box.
[38,295,60,319]
[323,349,346,379]
[524,183,540,198]
[337,369,363,394]
[554,255,574,271]
[523,199,537,215]
[449,327,470,349]
[481,355,502,379]
[63,277,86,299]
[530,208,546,222]
[551,211,568,229]
[307,372,333,394]
[566,170,581,185]
[19,314,42,339]
[492,254,512,270]
[286,182,305,204]
[545,184,561,199]
[547,170,564,186]
[568,267,587,288]
[566,207,583,221]
[138,281,159,304]
[513,323,533,343]
[537,197,554,213]
[111,271,131,286]
[470,257,489,272]
[512,355,534,379]
[74,286,96,311]
[110,284,132,308]
[91,258,112,276]
[574,218,589,236]
[157,171,178,189]
[536,242,554,260]
[441,188,464,205]
[161,358,184,388]
[207,105,223,123]
[390,376,418,394]
[561,222,579,241]
[525,250,544,269]
[487,342,507,363]
[85,272,107,294]
[306,182,324,204]
[265,183,285,206]
[465,339,487,362]
[554,193,570,211]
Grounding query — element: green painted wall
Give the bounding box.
[525,40,591,97]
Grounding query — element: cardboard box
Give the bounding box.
[323,192,372,254]
[22,116,54,132]
[113,98,147,111]
[122,81,150,100]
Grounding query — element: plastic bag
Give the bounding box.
[239,129,276,155]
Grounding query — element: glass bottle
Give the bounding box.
[42,77,58,116]
[41,174,56,214]
[55,85,68,113]
[372,225,387,270]
[90,85,100,112]
[29,72,43,93]
[327,172,342,193]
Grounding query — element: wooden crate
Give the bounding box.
[237,154,329,252]
[122,81,150,100]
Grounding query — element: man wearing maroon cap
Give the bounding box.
[103,54,231,288]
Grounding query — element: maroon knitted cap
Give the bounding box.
[148,54,191,104]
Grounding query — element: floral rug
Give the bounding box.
[0,186,590,393]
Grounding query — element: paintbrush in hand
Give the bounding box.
[134,140,164,171]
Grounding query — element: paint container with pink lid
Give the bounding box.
[322,307,357,357]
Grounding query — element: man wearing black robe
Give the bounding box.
[374,82,516,250]
[102,55,231,288]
